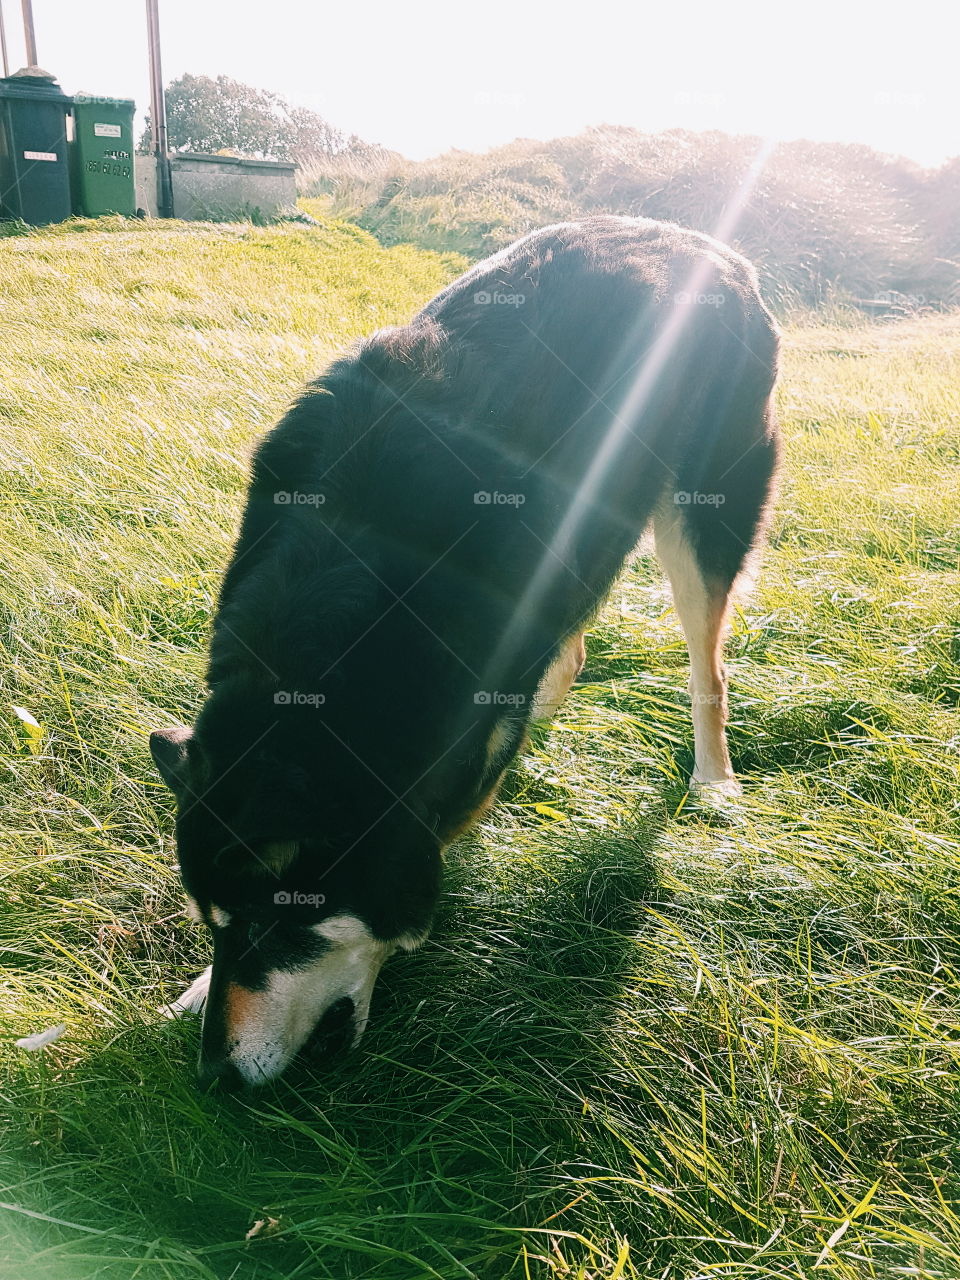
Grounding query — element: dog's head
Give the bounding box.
[150,698,442,1089]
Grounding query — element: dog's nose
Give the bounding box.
[197,1056,245,1093]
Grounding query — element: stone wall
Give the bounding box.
[134,153,297,221]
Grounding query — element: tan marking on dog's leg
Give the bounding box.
[654,507,739,793]
[484,717,517,772]
[532,631,586,721]
[439,776,506,846]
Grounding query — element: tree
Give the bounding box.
[139,74,351,162]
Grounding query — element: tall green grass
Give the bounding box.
[1,216,959,1279]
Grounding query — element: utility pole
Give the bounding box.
[146,0,173,216]
[20,0,37,65]
[0,1,9,77]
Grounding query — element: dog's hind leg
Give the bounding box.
[653,403,779,794]
[654,507,740,792]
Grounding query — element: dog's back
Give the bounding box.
[213,215,778,755]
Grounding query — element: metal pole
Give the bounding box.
[146,0,173,216]
[20,0,37,65]
[0,1,10,77]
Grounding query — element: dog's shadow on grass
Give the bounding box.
[280,810,668,1107]
[176,810,669,1121]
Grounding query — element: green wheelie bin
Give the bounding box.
[0,68,73,224]
[70,94,136,217]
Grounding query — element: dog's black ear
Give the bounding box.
[150,726,194,796]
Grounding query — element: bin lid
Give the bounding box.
[73,92,136,109]
[0,66,72,102]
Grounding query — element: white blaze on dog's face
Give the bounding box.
[192,911,426,1089]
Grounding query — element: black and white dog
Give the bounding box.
[151,216,780,1088]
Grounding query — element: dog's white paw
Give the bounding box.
[689,776,743,800]
[160,966,211,1019]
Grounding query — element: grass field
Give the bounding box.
[1,215,959,1280]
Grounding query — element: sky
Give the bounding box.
[3,0,957,168]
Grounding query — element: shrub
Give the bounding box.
[303,125,960,313]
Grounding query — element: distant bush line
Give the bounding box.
[299,125,960,315]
